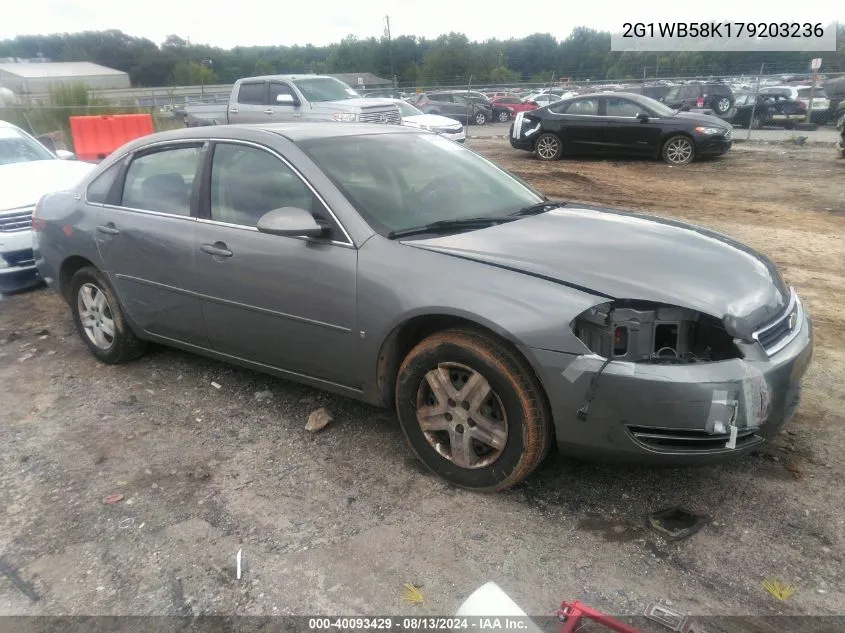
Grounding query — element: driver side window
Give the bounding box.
[605,98,643,117]
[209,143,323,229]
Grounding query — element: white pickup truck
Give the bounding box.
[184,74,401,127]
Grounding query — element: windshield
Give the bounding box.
[299,133,543,236]
[0,126,55,165]
[292,77,360,103]
[396,101,424,117]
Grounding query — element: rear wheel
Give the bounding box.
[836,111,845,131]
[395,329,552,491]
[714,96,732,116]
[70,266,146,364]
[473,111,487,125]
[662,135,695,165]
[534,133,562,161]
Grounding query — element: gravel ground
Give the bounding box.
[0,140,843,625]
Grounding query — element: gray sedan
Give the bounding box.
[33,123,813,491]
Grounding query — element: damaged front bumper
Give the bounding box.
[527,307,814,464]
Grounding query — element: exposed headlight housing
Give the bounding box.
[332,113,357,122]
[695,126,726,136]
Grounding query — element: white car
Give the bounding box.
[393,99,466,143]
[0,121,94,293]
[759,85,830,122]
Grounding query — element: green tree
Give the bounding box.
[169,60,217,85]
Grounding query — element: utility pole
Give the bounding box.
[385,15,396,94]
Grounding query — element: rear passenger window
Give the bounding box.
[86,159,125,205]
[237,82,267,105]
[121,146,202,216]
[561,99,599,115]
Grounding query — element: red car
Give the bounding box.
[491,96,538,117]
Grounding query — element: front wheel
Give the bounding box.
[534,132,562,161]
[497,110,510,123]
[836,111,845,131]
[395,329,552,491]
[70,266,146,364]
[662,135,695,165]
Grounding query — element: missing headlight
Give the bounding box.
[572,300,741,363]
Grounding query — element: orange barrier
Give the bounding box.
[69,114,155,162]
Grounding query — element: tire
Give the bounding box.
[473,111,487,125]
[713,96,732,116]
[70,266,146,364]
[836,111,845,131]
[661,134,695,165]
[497,110,510,123]
[395,329,552,492]
[783,120,796,130]
[534,132,562,161]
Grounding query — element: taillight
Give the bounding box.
[696,97,705,107]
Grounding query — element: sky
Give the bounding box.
[0,0,841,48]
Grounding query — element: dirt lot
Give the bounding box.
[1,142,844,623]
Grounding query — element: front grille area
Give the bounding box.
[0,208,34,232]
[435,125,463,134]
[628,426,760,452]
[753,291,801,356]
[359,109,401,125]
[2,248,35,268]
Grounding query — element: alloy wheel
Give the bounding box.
[415,362,508,469]
[77,282,116,350]
[717,97,731,113]
[536,135,560,160]
[665,137,693,164]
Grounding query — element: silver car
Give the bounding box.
[33,123,813,491]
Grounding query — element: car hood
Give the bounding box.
[402,114,463,129]
[0,159,94,211]
[405,206,789,338]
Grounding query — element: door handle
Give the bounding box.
[229,107,239,114]
[200,242,233,258]
[263,109,274,115]
[96,224,120,235]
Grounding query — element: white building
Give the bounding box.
[0,61,130,95]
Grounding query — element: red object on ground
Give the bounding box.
[558,601,645,633]
[69,114,155,162]
[102,494,124,505]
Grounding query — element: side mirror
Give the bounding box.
[636,112,649,122]
[257,207,326,238]
[55,149,76,160]
[276,94,300,106]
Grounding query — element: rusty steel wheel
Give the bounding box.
[395,329,552,491]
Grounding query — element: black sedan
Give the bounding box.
[729,93,807,129]
[509,92,733,166]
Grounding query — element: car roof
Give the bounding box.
[236,74,341,82]
[119,123,423,150]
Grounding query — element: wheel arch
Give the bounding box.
[372,310,550,414]
[59,255,96,303]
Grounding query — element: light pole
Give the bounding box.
[385,16,396,94]
[200,59,213,98]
